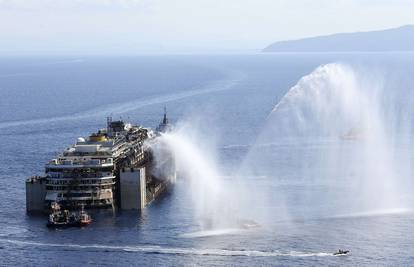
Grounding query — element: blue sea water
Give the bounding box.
[1,54,414,266]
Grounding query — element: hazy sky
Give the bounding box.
[0,0,413,54]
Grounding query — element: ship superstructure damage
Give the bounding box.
[26,112,175,213]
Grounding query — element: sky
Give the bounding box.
[0,0,413,54]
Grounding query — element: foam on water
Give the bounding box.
[0,226,28,237]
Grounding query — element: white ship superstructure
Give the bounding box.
[26,112,175,213]
[45,135,117,207]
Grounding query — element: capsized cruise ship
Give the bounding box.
[26,111,175,213]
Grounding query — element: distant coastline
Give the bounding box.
[263,25,414,52]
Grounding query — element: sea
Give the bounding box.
[1,53,414,266]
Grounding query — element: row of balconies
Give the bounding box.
[47,171,113,179]
[51,191,113,201]
[46,178,115,185]
[46,185,113,191]
[63,151,112,157]
[47,158,114,166]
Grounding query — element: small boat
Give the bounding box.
[47,202,92,228]
[77,206,92,226]
[333,249,350,256]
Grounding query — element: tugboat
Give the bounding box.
[47,202,92,228]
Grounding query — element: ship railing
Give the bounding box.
[48,158,113,165]
[48,157,113,165]
[56,190,113,200]
[46,181,115,187]
[47,172,114,179]
[46,177,115,184]
[50,188,113,194]
[26,176,46,184]
[62,151,112,157]
[46,162,114,168]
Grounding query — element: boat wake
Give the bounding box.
[0,238,333,257]
[0,226,28,237]
[0,60,85,78]
[37,59,85,66]
[0,72,39,78]
[0,72,242,130]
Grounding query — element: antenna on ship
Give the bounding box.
[163,105,168,124]
[107,116,112,137]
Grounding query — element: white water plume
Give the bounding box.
[150,121,258,232]
[248,63,413,216]
[268,63,381,138]
[150,63,413,229]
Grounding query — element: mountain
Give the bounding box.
[263,25,414,52]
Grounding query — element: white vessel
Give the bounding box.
[26,113,175,213]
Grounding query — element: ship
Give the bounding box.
[47,202,92,228]
[26,109,175,213]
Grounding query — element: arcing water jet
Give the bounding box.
[250,63,410,215]
[150,122,259,232]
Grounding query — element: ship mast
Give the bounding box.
[163,106,168,125]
